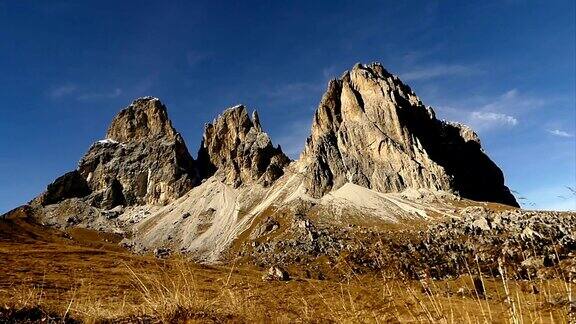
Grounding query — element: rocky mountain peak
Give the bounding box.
[106,97,178,143]
[78,98,198,206]
[299,62,518,207]
[30,62,517,211]
[33,98,199,208]
[197,105,290,187]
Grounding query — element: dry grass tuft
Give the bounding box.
[1,257,573,323]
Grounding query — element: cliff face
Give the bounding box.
[197,105,290,187]
[22,62,524,265]
[298,63,518,207]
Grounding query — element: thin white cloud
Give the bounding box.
[262,65,337,103]
[470,111,518,127]
[131,75,157,96]
[48,84,124,101]
[501,89,518,100]
[400,64,479,81]
[401,51,429,64]
[322,65,337,80]
[434,88,551,131]
[262,82,324,103]
[479,88,546,113]
[547,129,574,138]
[49,84,77,98]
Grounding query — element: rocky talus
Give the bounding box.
[298,63,518,207]
[197,105,290,187]
[242,205,575,281]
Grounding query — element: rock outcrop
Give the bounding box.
[31,63,517,215]
[298,63,518,207]
[197,105,290,187]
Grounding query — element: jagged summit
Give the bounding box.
[106,97,178,142]
[252,110,262,132]
[298,62,518,206]
[197,104,290,187]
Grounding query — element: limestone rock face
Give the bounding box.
[298,63,518,207]
[197,105,290,187]
[106,96,178,142]
[76,97,199,207]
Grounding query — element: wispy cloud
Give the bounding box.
[400,64,480,81]
[48,84,123,101]
[49,84,77,98]
[547,129,574,138]
[322,65,338,80]
[267,82,323,97]
[77,88,122,101]
[261,82,325,104]
[478,89,546,113]
[436,88,550,131]
[260,65,335,104]
[470,111,518,127]
[131,74,158,96]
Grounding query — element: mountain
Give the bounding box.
[19,63,532,265]
[298,63,518,207]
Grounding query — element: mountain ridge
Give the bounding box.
[19,62,524,262]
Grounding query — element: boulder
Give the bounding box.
[262,266,290,281]
[154,248,171,259]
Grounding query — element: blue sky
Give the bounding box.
[0,0,574,213]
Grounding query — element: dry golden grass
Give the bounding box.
[0,216,574,323]
[2,253,574,323]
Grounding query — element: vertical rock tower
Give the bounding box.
[298,63,518,206]
[31,63,518,210]
[197,105,290,187]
